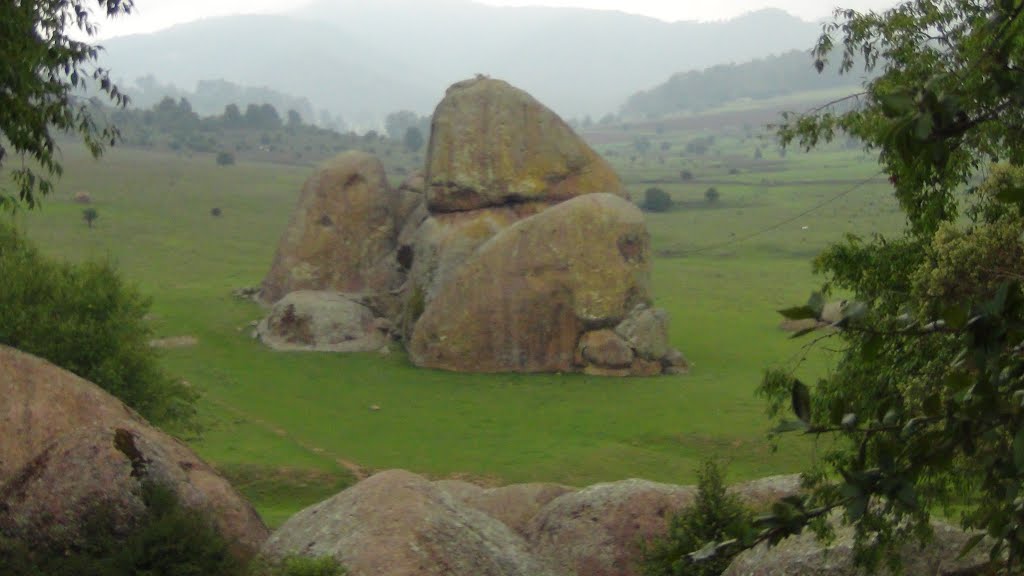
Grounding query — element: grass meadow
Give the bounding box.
[8,108,903,528]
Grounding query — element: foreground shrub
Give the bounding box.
[0,482,243,576]
[0,222,195,427]
[640,461,753,576]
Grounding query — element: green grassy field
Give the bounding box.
[9,117,903,528]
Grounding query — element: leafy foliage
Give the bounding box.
[0,0,133,209]
[0,222,195,427]
[641,461,754,576]
[704,187,720,204]
[748,1,1024,573]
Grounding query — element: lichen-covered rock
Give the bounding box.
[260,151,402,304]
[262,469,557,576]
[409,193,652,373]
[405,203,545,314]
[577,330,635,368]
[0,345,136,482]
[615,306,671,360]
[256,291,389,352]
[722,520,990,576]
[426,77,627,213]
[0,346,269,560]
[525,478,696,576]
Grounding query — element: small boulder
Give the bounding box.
[525,478,696,576]
[256,291,388,352]
[578,330,634,369]
[262,469,557,576]
[426,77,627,213]
[615,306,671,361]
[260,151,402,304]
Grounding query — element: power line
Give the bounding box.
[659,171,886,257]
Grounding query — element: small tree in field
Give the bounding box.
[642,187,673,212]
[680,170,695,181]
[82,207,99,228]
[704,187,720,204]
[216,151,235,166]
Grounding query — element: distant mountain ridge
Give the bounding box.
[98,1,822,127]
[620,50,868,119]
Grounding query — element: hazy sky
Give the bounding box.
[91,0,902,39]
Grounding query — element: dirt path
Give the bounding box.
[204,396,369,481]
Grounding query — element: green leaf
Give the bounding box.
[994,184,1024,206]
[772,420,810,434]
[1014,426,1024,472]
[957,533,986,560]
[807,292,826,317]
[847,495,869,521]
[876,90,915,117]
[941,304,970,330]
[778,306,818,320]
[914,113,933,140]
[791,380,812,424]
[789,326,819,339]
[860,334,883,360]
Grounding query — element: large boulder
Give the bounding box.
[260,151,403,304]
[256,290,390,352]
[426,77,627,213]
[262,469,557,576]
[409,193,653,373]
[0,345,269,559]
[722,520,990,576]
[525,478,697,576]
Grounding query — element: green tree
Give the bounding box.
[641,461,753,576]
[0,0,132,209]
[0,223,196,427]
[403,126,425,153]
[704,187,720,204]
[642,187,673,212]
[216,151,236,166]
[722,1,1024,574]
[82,207,99,228]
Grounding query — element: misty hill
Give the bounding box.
[98,1,821,127]
[620,50,868,119]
